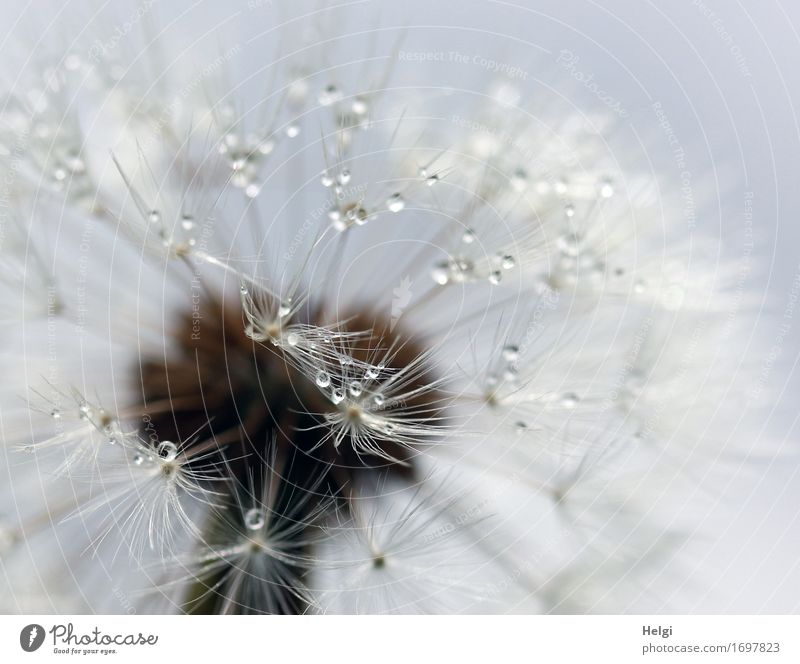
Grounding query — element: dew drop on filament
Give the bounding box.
[386,193,405,213]
[244,508,265,531]
[560,393,580,408]
[315,370,331,388]
[157,441,178,462]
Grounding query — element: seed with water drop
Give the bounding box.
[244,508,265,531]
[503,367,518,382]
[316,370,331,388]
[318,84,341,106]
[157,441,178,462]
[386,193,405,213]
[561,393,580,408]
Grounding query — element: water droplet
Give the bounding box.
[245,183,261,198]
[514,421,528,435]
[286,332,300,347]
[181,215,195,231]
[0,525,16,553]
[53,166,67,181]
[373,393,385,407]
[133,453,145,466]
[502,345,519,362]
[258,138,275,155]
[365,366,379,379]
[78,403,91,420]
[599,180,614,198]
[560,393,580,408]
[50,408,61,419]
[315,370,331,388]
[501,255,515,270]
[244,507,265,531]
[320,172,334,187]
[488,270,502,285]
[503,367,518,382]
[565,204,575,218]
[331,388,345,405]
[240,284,249,296]
[462,228,475,244]
[157,441,178,462]
[285,124,300,138]
[383,422,397,434]
[386,193,405,213]
[278,300,292,317]
[337,169,351,185]
[511,168,528,191]
[349,381,363,397]
[318,84,341,106]
[147,210,161,224]
[633,279,646,294]
[425,173,439,186]
[431,264,450,285]
[351,97,368,115]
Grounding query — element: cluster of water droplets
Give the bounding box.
[430,227,516,286]
[318,359,388,411]
[217,125,279,199]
